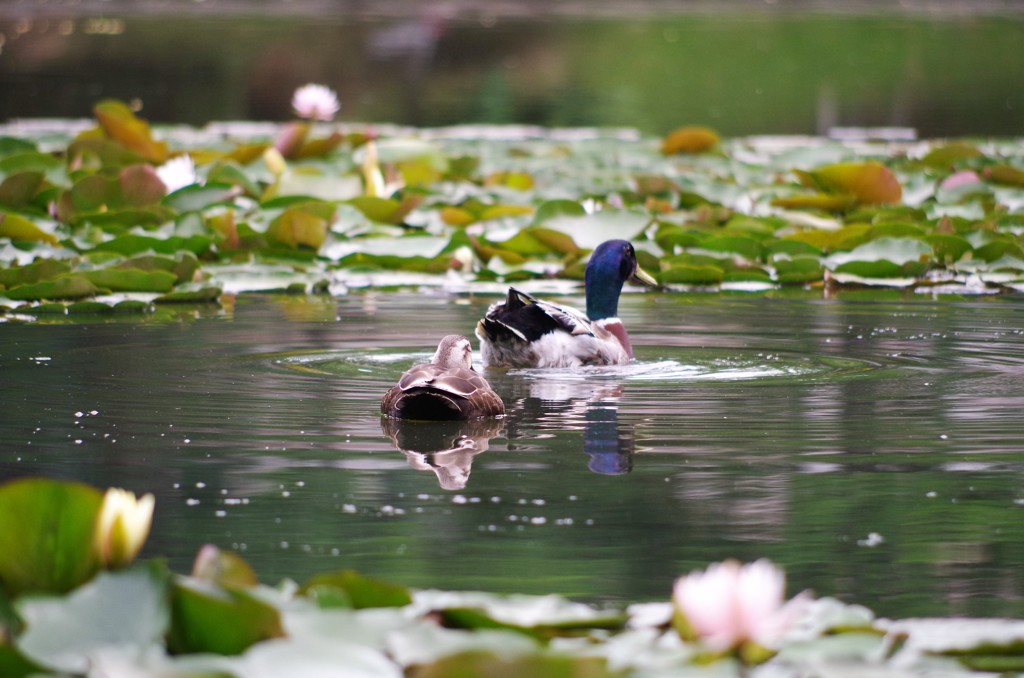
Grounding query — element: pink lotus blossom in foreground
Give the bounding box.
[291,83,340,121]
[672,559,807,653]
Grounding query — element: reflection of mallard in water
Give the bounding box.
[380,417,503,490]
[380,335,504,420]
[476,240,656,369]
[496,376,635,475]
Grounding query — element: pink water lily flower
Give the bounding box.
[673,559,807,653]
[291,83,340,121]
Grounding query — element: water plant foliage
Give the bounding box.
[1,101,1023,314]
[4,477,1024,677]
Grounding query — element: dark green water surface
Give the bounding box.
[2,290,1024,619]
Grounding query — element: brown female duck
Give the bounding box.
[381,335,504,420]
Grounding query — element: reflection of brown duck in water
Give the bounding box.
[381,417,503,490]
[381,335,504,420]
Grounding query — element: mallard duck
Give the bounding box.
[381,335,505,420]
[476,239,656,368]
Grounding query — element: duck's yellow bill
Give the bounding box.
[630,265,658,287]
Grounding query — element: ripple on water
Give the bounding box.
[273,346,888,385]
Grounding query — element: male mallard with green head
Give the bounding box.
[381,335,505,420]
[476,239,656,368]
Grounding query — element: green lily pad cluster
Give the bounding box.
[1,101,1023,314]
[4,477,1024,677]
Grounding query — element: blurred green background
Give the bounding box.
[1,1,1022,136]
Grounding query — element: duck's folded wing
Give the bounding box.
[532,298,594,336]
[481,287,594,341]
[396,364,443,390]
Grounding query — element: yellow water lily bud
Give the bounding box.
[362,140,386,198]
[95,488,155,568]
[263,147,288,176]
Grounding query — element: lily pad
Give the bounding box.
[15,563,169,674]
[0,478,103,596]
[0,211,59,245]
[81,268,178,293]
[5,275,101,301]
[93,100,169,164]
[168,577,284,656]
[300,570,413,610]
[795,162,902,205]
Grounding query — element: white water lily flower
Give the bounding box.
[95,488,155,568]
[673,559,807,653]
[156,154,198,193]
[292,83,340,121]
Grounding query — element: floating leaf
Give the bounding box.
[775,255,825,284]
[162,183,242,213]
[67,136,147,169]
[349,196,404,224]
[0,211,58,245]
[767,239,821,257]
[409,650,616,678]
[699,235,765,261]
[81,268,177,293]
[926,234,973,263]
[0,259,70,288]
[783,223,872,252]
[920,143,984,170]
[93,100,169,164]
[984,164,1024,188]
[266,206,329,250]
[66,301,114,314]
[826,237,932,278]
[15,563,169,674]
[93,233,214,257]
[168,577,284,655]
[440,206,476,226]
[192,544,260,590]
[293,131,346,160]
[485,171,534,191]
[533,199,587,225]
[660,255,724,285]
[661,126,720,154]
[153,285,222,303]
[300,570,412,609]
[771,193,858,212]
[5,276,101,301]
[796,162,902,205]
[0,172,45,210]
[0,479,103,596]
[119,164,166,207]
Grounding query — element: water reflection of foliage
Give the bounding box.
[380,417,503,490]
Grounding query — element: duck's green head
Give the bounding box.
[584,240,656,320]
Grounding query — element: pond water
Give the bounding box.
[3,288,1023,620]
[2,3,1024,136]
